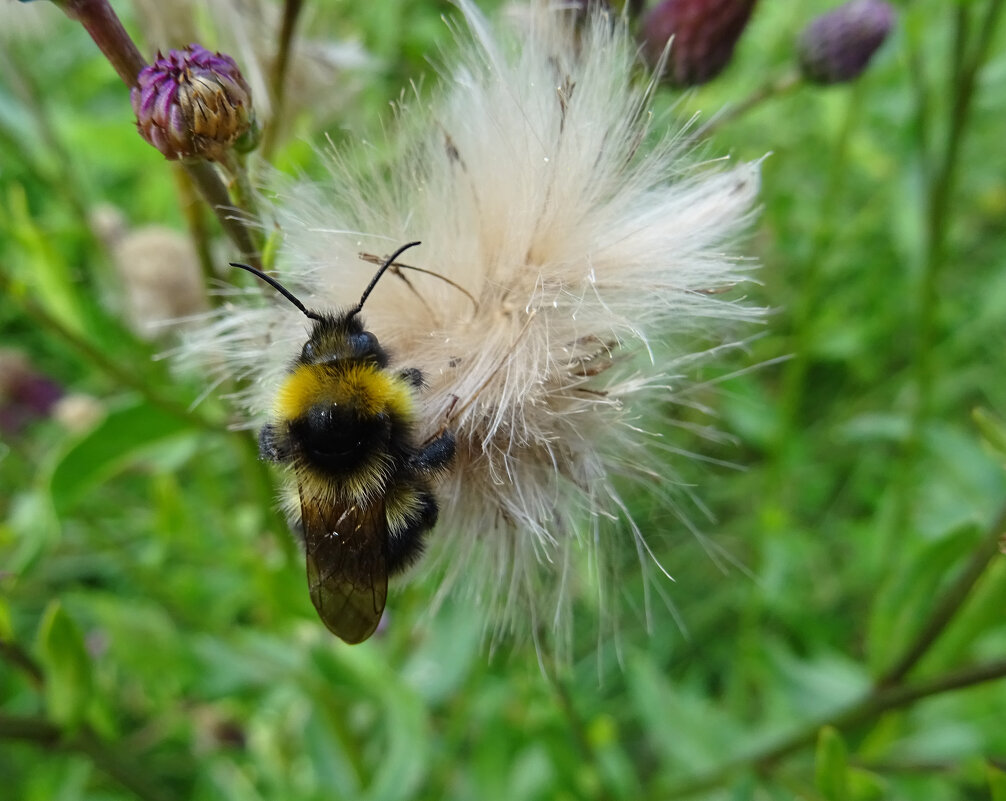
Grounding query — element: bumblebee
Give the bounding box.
[233,242,455,643]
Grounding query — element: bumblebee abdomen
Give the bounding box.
[384,479,440,574]
[290,405,391,473]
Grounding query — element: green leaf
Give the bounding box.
[47,399,195,516]
[989,763,1006,801]
[815,726,850,801]
[310,643,432,801]
[3,183,86,334]
[401,599,481,704]
[973,407,1006,465]
[626,652,744,771]
[919,556,1006,674]
[6,489,60,574]
[865,523,979,673]
[36,601,93,729]
[0,596,12,640]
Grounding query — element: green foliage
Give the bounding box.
[815,727,850,801]
[37,601,93,729]
[1,1,1005,800]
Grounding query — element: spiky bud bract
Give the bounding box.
[131,44,253,161]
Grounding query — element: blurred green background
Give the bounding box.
[2,1,1005,799]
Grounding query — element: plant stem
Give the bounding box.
[771,82,861,488]
[183,160,262,268]
[691,71,802,141]
[544,668,619,801]
[878,501,1006,686]
[0,269,219,432]
[261,0,306,161]
[897,0,1004,528]
[59,0,146,85]
[664,501,1006,798]
[217,150,263,254]
[172,166,218,292]
[0,715,173,801]
[664,657,1006,799]
[0,640,44,687]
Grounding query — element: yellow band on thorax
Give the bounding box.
[274,362,415,423]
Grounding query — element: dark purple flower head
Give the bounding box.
[640,0,758,87]
[798,0,895,85]
[0,349,63,435]
[130,44,253,161]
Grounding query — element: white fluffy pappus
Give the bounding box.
[185,1,763,649]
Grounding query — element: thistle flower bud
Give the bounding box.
[640,0,758,87]
[130,44,253,161]
[798,0,895,85]
[0,349,63,435]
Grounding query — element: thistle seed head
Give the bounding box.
[181,2,764,649]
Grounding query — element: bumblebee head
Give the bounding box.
[300,312,389,368]
[231,241,422,368]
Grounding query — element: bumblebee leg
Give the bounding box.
[386,491,438,575]
[398,367,424,388]
[259,423,292,463]
[411,430,455,472]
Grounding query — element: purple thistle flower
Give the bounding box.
[798,0,895,85]
[0,349,63,435]
[640,0,759,87]
[130,44,253,161]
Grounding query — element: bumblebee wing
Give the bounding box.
[300,486,388,644]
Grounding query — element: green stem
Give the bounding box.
[0,270,219,432]
[172,166,218,294]
[878,502,1006,686]
[665,657,1006,799]
[664,501,1006,798]
[544,668,619,801]
[217,150,263,253]
[0,640,44,687]
[773,82,862,469]
[182,160,262,268]
[260,0,306,161]
[691,71,802,141]
[0,715,173,801]
[898,0,1004,526]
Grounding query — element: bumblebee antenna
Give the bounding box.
[349,241,422,318]
[231,263,324,322]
